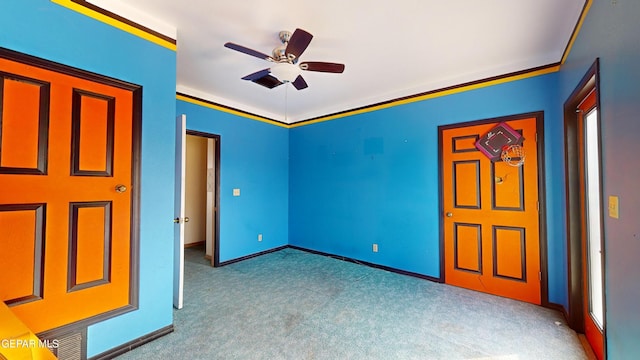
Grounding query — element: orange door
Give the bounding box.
[442,116,541,304]
[0,55,135,333]
[578,90,605,360]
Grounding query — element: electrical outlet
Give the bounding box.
[258,234,263,242]
[372,243,378,252]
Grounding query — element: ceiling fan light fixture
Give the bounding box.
[270,62,301,82]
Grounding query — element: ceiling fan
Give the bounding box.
[224,28,345,90]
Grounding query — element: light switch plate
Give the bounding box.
[608,195,619,219]
[233,188,240,196]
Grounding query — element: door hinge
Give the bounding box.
[536,201,539,212]
[538,271,542,281]
[535,133,538,142]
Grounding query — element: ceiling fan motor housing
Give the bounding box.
[272,45,288,61]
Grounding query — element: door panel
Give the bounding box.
[492,162,524,210]
[0,74,49,174]
[72,89,115,175]
[454,223,482,273]
[453,160,481,208]
[442,117,541,304]
[0,204,45,305]
[493,226,526,281]
[69,201,111,289]
[0,55,135,333]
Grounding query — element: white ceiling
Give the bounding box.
[94,0,586,123]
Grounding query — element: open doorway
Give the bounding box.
[185,130,220,267]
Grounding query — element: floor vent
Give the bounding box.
[53,331,84,360]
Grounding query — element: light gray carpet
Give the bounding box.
[116,247,587,360]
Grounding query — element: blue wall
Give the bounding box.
[559,1,640,357]
[289,73,568,306]
[7,0,640,358]
[0,1,177,357]
[176,101,289,262]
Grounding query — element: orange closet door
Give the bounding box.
[0,55,134,333]
[442,117,541,304]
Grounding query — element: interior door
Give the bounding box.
[578,90,605,360]
[173,114,186,309]
[0,54,137,333]
[441,116,542,304]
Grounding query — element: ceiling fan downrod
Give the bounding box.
[272,30,294,63]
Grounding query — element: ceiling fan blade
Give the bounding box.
[224,42,272,60]
[251,74,283,89]
[241,69,282,88]
[285,28,313,60]
[241,68,271,81]
[292,75,308,90]
[299,61,345,73]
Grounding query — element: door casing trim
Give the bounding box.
[185,130,221,267]
[563,58,606,357]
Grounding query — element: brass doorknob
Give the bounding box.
[115,184,127,193]
[446,212,453,217]
[184,217,190,223]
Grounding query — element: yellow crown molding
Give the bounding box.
[289,64,561,128]
[177,65,560,129]
[51,0,177,51]
[561,0,592,64]
[176,94,291,128]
